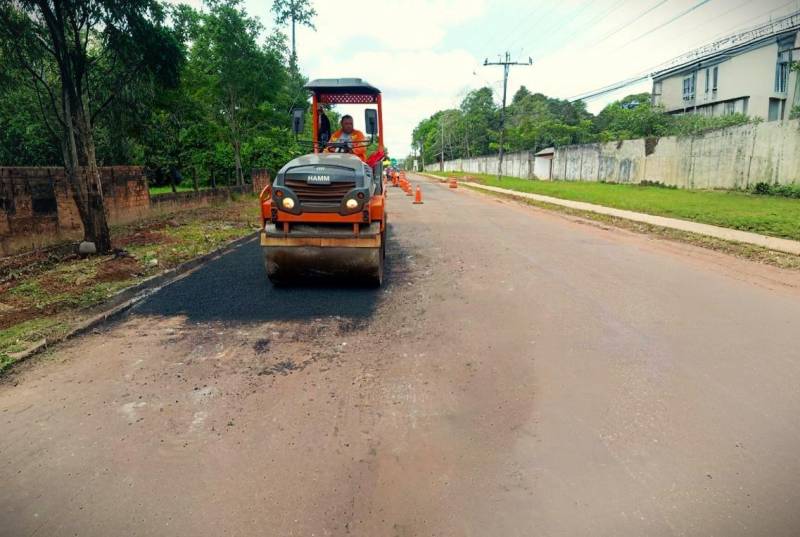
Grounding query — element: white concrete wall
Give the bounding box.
[427,119,800,190]
[434,152,535,178]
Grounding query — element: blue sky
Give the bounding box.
[179,0,800,156]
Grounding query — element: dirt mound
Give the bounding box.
[115,230,172,248]
[95,256,142,282]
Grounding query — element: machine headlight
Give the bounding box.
[282,197,295,209]
[345,198,359,209]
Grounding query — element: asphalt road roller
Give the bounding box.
[259,78,388,286]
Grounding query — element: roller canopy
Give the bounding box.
[304,78,381,95]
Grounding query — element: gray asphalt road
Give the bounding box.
[3,174,800,536]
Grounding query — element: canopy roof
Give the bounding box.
[304,78,381,96]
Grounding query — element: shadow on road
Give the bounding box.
[131,236,398,324]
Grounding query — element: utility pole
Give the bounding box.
[439,118,445,172]
[484,52,532,180]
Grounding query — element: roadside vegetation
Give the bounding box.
[439,172,800,242]
[149,183,213,196]
[0,197,260,373]
[0,0,312,252]
[750,182,800,199]
[410,90,758,166]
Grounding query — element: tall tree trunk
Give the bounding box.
[77,110,112,253]
[192,167,199,192]
[62,84,90,233]
[233,139,244,187]
[54,39,112,252]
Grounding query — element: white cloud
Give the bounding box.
[293,0,489,156]
[300,0,486,53]
[312,48,479,154]
[170,0,799,154]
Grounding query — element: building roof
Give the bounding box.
[535,147,555,156]
[651,12,799,80]
[304,78,381,95]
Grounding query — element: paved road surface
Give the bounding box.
[3,174,800,536]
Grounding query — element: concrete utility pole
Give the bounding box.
[484,52,532,180]
[439,118,445,172]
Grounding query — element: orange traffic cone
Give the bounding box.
[413,186,423,204]
[449,178,458,188]
[406,183,413,196]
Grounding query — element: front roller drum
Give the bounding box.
[263,240,385,287]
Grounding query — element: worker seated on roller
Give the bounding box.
[326,115,367,162]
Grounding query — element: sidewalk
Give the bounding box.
[424,174,800,256]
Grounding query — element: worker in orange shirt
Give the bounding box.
[326,115,367,161]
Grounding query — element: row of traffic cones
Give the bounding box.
[389,170,424,204]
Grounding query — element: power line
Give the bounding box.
[615,0,714,50]
[483,52,533,179]
[520,0,634,57]
[498,2,567,55]
[570,6,800,102]
[524,1,600,56]
[675,0,795,52]
[568,0,633,43]
[568,75,651,101]
[591,0,670,46]
[500,0,597,61]
[471,1,547,61]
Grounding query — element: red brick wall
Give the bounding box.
[0,167,149,255]
[251,168,271,195]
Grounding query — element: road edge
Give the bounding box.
[420,172,800,256]
[5,232,259,368]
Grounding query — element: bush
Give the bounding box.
[639,180,677,189]
[671,113,754,136]
[752,182,772,195]
[770,184,800,199]
[751,182,800,198]
[790,106,800,120]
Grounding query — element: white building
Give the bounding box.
[652,14,799,121]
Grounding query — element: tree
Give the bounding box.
[271,0,315,67]
[459,87,497,156]
[0,0,181,252]
[593,93,671,141]
[0,59,60,165]
[189,0,288,187]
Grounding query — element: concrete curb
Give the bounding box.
[422,173,800,256]
[6,232,259,366]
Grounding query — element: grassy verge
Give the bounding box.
[0,195,261,373]
[439,171,800,242]
[461,184,800,272]
[148,183,211,195]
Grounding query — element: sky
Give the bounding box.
[177,0,800,156]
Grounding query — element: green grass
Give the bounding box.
[0,195,259,374]
[0,318,69,372]
[440,172,800,242]
[148,183,209,195]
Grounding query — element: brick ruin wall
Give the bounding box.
[1,167,271,256]
[0,167,150,256]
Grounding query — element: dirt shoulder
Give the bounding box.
[435,171,800,242]
[424,173,800,272]
[0,195,261,372]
